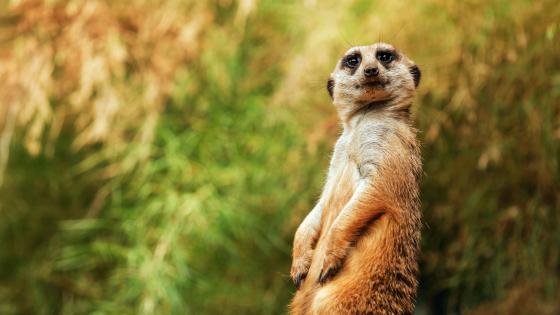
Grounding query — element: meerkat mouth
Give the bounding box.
[355,80,387,89]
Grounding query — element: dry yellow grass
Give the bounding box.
[0,0,213,161]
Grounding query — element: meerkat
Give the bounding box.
[289,42,422,315]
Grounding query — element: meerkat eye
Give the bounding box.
[377,51,394,63]
[345,55,361,68]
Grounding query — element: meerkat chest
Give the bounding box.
[333,129,374,169]
[332,132,358,170]
[327,131,363,192]
[318,132,362,230]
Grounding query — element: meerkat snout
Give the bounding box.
[363,67,379,77]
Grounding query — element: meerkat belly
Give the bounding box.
[322,156,361,234]
[309,217,393,314]
[337,215,391,278]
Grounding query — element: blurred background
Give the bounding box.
[0,0,559,314]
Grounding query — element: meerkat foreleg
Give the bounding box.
[317,177,388,284]
[291,203,323,289]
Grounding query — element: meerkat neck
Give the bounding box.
[336,97,413,128]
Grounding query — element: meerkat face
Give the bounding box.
[327,43,421,106]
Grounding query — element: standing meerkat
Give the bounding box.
[290,42,422,315]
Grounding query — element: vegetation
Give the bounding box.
[0,0,558,314]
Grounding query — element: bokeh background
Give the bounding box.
[0,0,559,314]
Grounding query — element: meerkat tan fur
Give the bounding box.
[289,42,422,315]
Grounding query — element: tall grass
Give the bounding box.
[0,0,559,314]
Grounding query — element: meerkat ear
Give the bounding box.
[327,78,334,99]
[410,65,421,87]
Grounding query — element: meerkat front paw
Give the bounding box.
[291,249,313,289]
[317,236,349,285]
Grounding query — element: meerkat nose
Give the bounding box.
[364,67,379,77]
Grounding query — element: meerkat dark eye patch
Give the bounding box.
[327,78,335,99]
[342,53,361,72]
[376,50,395,64]
[410,65,421,87]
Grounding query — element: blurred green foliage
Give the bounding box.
[0,0,559,314]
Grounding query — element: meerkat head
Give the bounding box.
[327,42,421,113]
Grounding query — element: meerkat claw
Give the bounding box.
[318,266,339,285]
[294,272,306,289]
